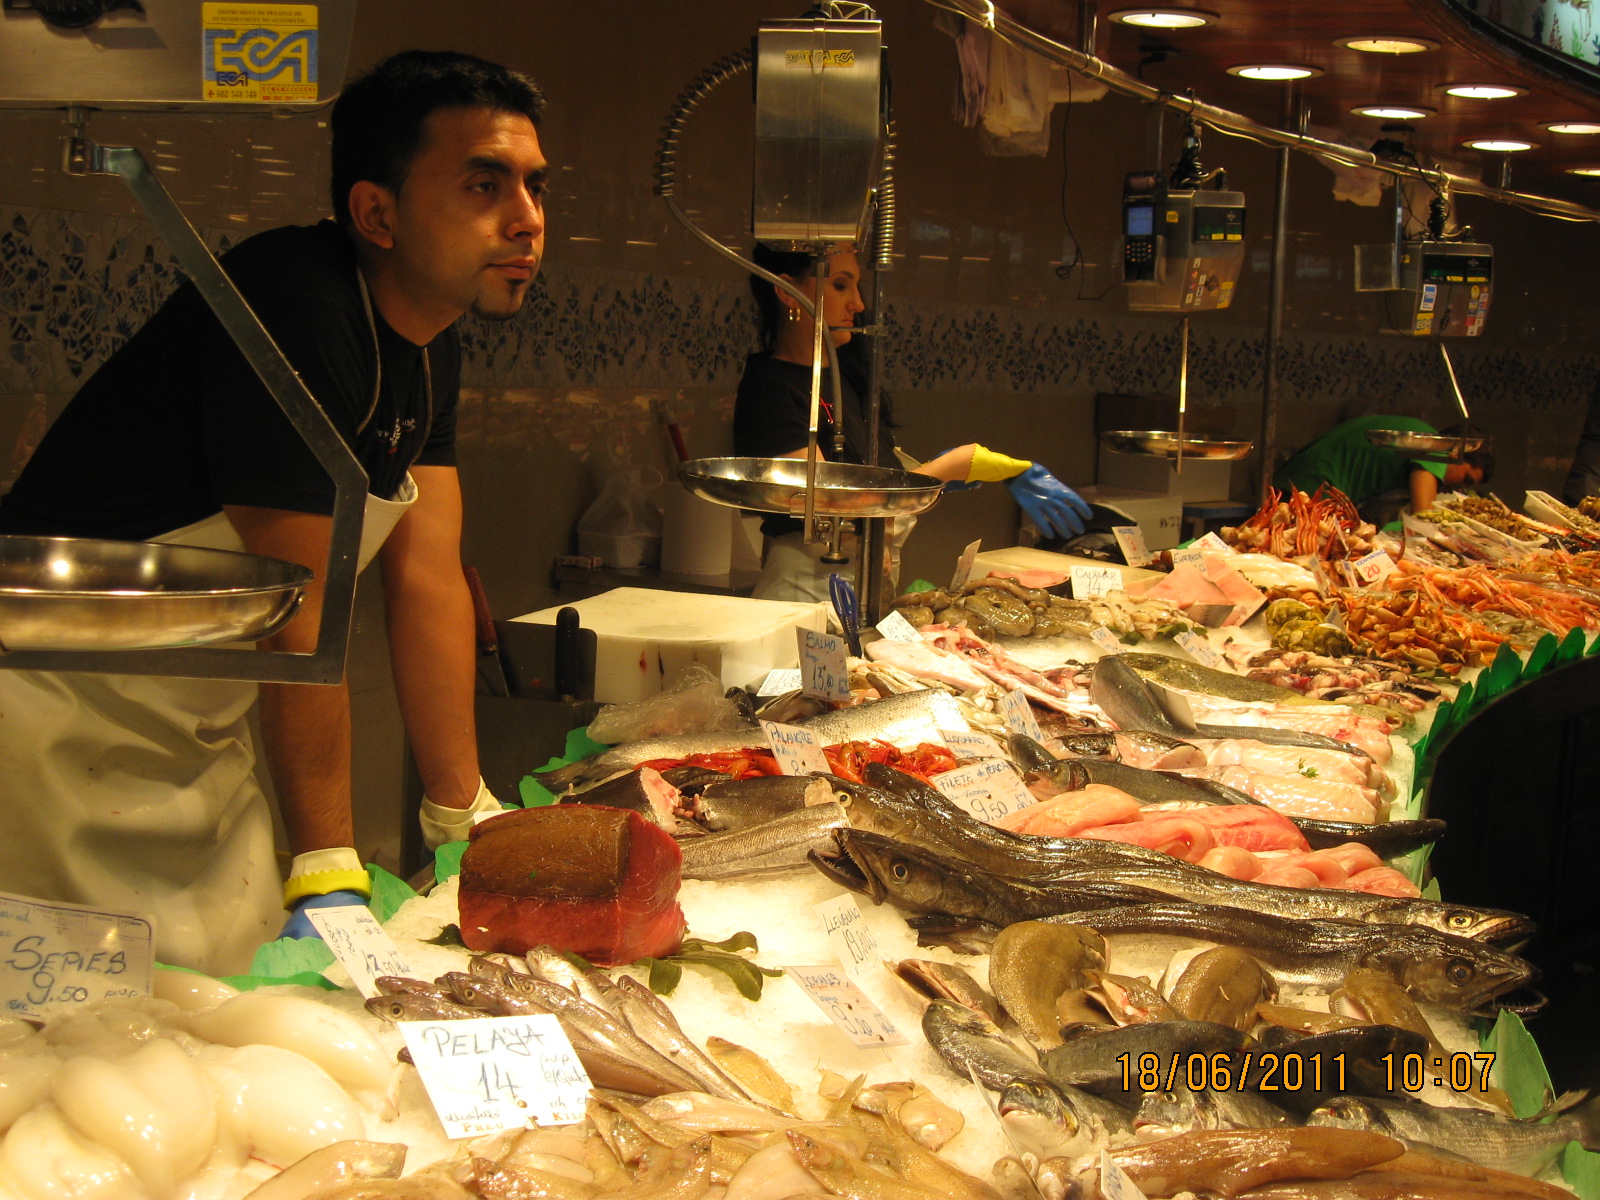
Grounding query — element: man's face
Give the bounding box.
[386,105,547,325]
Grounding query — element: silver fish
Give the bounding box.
[920,998,1050,1092]
[364,993,482,1023]
[678,801,848,880]
[1135,1084,1297,1136]
[1306,1093,1600,1176]
[692,775,834,831]
[1000,1077,1132,1161]
[610,974,761,1105]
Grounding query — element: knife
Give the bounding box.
[463,566,511,697]
[555,606,581,702]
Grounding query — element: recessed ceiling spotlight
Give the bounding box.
[1567,165,1600,176]
[1546,121,1600,134]
[1353,104,1436,119]
[1109,8,1217,27]
[1462,138,1536,151]
[1443,84,1525,99]
[1339,36,1438,54]
[1228,64,1323,80]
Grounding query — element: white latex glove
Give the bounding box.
[419,778,507,850]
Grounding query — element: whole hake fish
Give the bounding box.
[678,801,849,880]
[1041,901,1537,1013]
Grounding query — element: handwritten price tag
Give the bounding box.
[815,893,879,978]
[1113,525,1153,567]
[798,628,851,702]
[1175,630,1224,669]
[0,891,152,1017]
[1091,626,1125,654]
[1101,1151,1151,1200]
[399,1015,591,1139]
[950,539,983,592]
[784,966,906,1047]
[761,720,830,776]
[1353,549,1398,585]
[999,688,1045,743]
[1170,545,1208,570]
[756,668,802,696]
[1071,564,1123,599]
[944,729,1007,759]
[874,610,923,643]
[303,906,413,999]
[934,760,1038,825]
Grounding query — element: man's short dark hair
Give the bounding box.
[330,50,545,224]
[1440,423,1495,486]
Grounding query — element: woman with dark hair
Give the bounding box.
[734,243,1089,601]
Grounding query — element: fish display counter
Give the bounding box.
[7,481,1600,1200]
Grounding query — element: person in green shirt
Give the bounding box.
[1274,415,1487,523]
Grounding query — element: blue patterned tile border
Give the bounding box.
[3,204,1594,415]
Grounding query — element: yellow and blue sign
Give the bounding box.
[202,4,319,103]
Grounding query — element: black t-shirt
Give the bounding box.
[732,352,894,537]
[0,221,457,540]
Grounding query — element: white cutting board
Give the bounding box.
[511,588,830,704]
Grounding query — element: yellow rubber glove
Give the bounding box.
[966,445,1034,483]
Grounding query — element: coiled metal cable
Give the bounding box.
[872,119,897,271]
[653,49,753,198]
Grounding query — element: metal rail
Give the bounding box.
[930,0,1600,224]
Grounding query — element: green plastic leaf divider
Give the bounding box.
[1561,1144,1600,1200]
[1482,1009,1554,1119]
[1589,630,1600,658]
[1527,632,1559,678]
[1558,625,1587,664]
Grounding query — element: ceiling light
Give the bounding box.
[1228,64,1323,80]
[1109,8,1216,27]
[1353,104,1435,119]
[1462,138,1536,151]
[1443,84,1525,99]
[1339,36,1437,53]
[1567,166,1600,176]
[1546,121,1600,134]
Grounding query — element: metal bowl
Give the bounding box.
[0,536,311,652]
[679,457,945,518]
[1100,431,1255,460]
[1364,429,1485,458]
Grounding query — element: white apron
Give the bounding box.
[0,479,416,977]
[753,515,916,606]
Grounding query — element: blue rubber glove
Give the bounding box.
[942,478,982,493]
[1006,464,1094,539]
[279,889,371,940]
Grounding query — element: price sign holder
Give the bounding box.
[784,966,906,1048]
[0,891,152,1017]
[874,610,923,643]
[814,893,879,978]
[761,720,831,775]
[798,628,851,702]
[304,905,414,999]
[934,760,1037,825]
[999,688,1045,743]
[950,539,982,591]
[399,1015,591,1139]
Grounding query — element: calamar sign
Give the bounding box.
[202,5,319,104]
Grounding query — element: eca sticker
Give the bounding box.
[784,49,858,68]
[202,5,319,103]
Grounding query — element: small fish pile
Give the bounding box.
[890,575,1201,642]
[1244,650,1445,716]
[1223,486,1378,565]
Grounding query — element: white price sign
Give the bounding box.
[934,759,1038,825]
[1175,630,1224,670]
[756,668,802,696]
[815,893,879,978]
[1090,626,1125,654]
[927,691,970,734]
[1101,1151,1151,1200]
[999,687,1045,743]
[950,539,983,591]
[1352,549,1398,585]
[1170,545,1208,570]
[944,730,1007,759]
[0,891,152,1017]
[303,905,413,999]
[784,966,906,1048]
[1113,525,1153,567]
[1071,564,1122,599]
[1192,531,1231,554]
[399,1015,591,1139]
[761,720,831,776]
[798,628,852,702]
[874,610,923,643]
